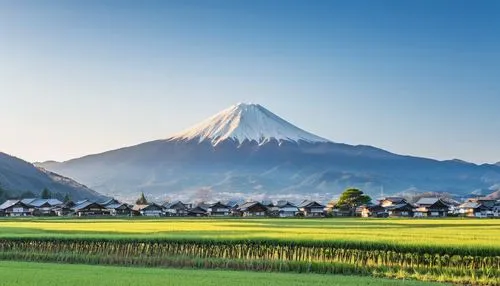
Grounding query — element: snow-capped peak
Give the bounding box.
[167,103,330,146]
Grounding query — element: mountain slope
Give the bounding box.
[0,152,105,200]
[37,103,500,201]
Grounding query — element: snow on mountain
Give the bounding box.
[167,103,330,146]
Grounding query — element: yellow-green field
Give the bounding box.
[0,217,499,249]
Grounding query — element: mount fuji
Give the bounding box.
[37,103,500,201]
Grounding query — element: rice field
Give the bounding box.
[0,218,498,249]
[0,261,444,286]
[0,218,498,284]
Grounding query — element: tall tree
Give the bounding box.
[63,193,71,203]
[337,188,371,215]
[40,188,52,199]
[136,192,148,205]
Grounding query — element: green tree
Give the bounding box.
[337,188,371,215]
[135,192,148,205]
[63,193,71,203]
[40,188,52,199]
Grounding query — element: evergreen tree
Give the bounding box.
[40,188,52,199]
[337,188,371,215]
[63,193,71,203]
[135,192,148,205]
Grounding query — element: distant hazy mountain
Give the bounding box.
[486,191,499,200]
[37,103,500,201]
[0,152,105,200]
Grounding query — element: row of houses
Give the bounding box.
[356,197,500,218]
[1,196,499,218]
[0,198,327,218]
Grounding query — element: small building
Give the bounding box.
[458,202,491,218]
[53,204,74,216]
[206,202,231,216]
[492,204,500,217]
[385,203,414,217]
[274,201,299,217]
[21,198,63,216]
[0,200,32,216]
[379,197,408,208]
[106,203,132,216]
[298,200,325,217]
[133,203,164,217]
[187,206,208,217]
[469,198,496,209]
[236,201,268,217]
[414,198,450,217]
[360,205,387,218]
[73,201,110,217]
[163,201,190,217]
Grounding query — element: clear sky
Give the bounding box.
[1,0,499,164]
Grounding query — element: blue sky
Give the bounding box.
[0,0,499,163]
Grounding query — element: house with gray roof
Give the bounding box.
[298,200,325,217]
[132,203,163,217]
[73,201,110,217]
[235,201,268,217]
[414,198,450,217]
[274,201,299,217]
[384,202,414,217]
[21,198,63,216]
[163,201,190,217]
[206,202,231,216]
[458,201,491,218]
[0,200,32,216]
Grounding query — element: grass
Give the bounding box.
[0,217,498,249]
[0,261,446,286]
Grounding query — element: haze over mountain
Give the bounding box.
[0,152,105,200]
[38,103,500,201]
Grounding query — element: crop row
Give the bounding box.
[0,250,498,285]
[2,236,499,257]
[1,239,498,270]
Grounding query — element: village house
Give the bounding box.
[163,201,191,217]
[100,198,131,216]
[458,201,491,218]
[53,201,75,216]
[385,202,414,217]
[359,204,387,218]
[206,202,231,216]
[493,203,500,217]
[298,200,325,217]
[132,203,164,217]
[414,198,450,217]
[379,197,409,207]
[235,201,268,217]
[73,201,110,217]
[0,200,32,216]
[470,198,497,209]
[273,201,299,217]
[21,198,63,216]
[105,203,132,216]
[187,206,208,217]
